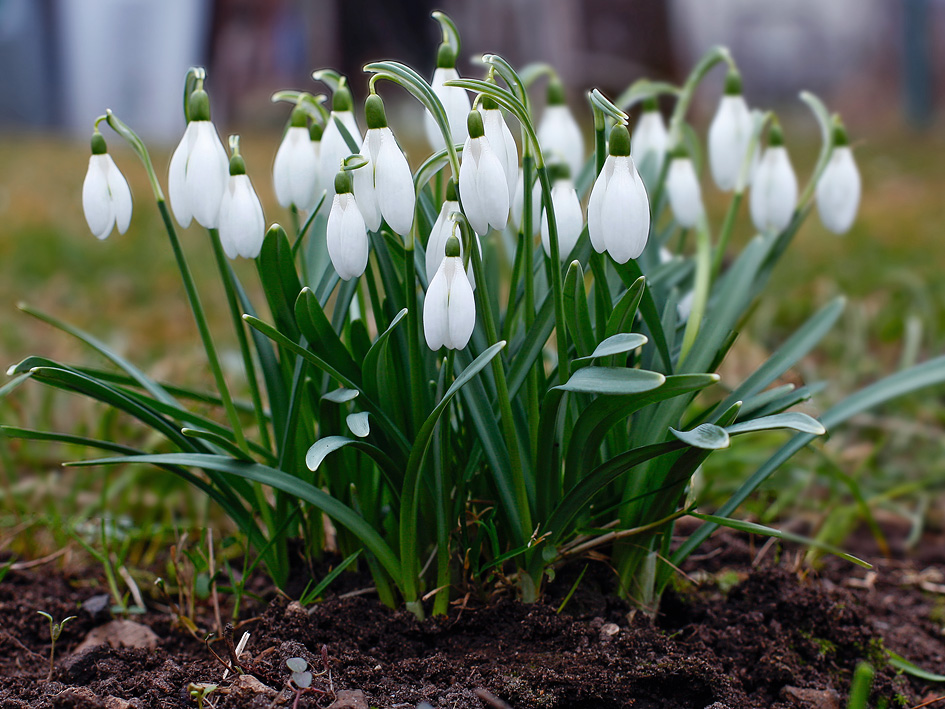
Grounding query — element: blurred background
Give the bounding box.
[1,0,944,561]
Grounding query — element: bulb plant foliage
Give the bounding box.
[5,15,945,620]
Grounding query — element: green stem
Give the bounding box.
[156,201,246,452]
[207,229,271,453]
[468,231,533,541]
[433,351,455,617]
[678,216,712,365]
[521,153,540,463]
[535,165,570,385]
[405,224,425,438]
[711,192,743,280]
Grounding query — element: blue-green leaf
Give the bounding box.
[555,367,665,395]
[670,423,730,450]
[726,412,826,437]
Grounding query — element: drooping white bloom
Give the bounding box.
[587,124,650,263]
[273,109,320,211]
[816,136,860,234]
[319,86,362,198]
[352,94,415,235]
[82,135,132,240]
[511,168,542,235]
[423,44,470,153]
[631,100,669,190]
[708,71,754,192]
[168,115,229,229]
[423,236,476,351]
[665,154,704,229]
[749,125,797,233]
[217,145,265,259]
[481,102,518,203]
[537,78,584,181]
[540,169,583,261]
[326,171,369,280]
[425,198,481,289]
[459,110,509,235]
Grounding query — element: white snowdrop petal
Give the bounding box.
[708,96,752,191]
[425,201,457,280]
[750,146,797,233]
[446,262,476,349]
[82,156,113,239]
[273,127,318,210]
[188,122,229,228]
[538,105,584,181]
[168,122,196,228]
[483,109,518,203]
[631,112,668,190]
[603,159,650,263]
[424,68,470,152]
[353,134,381,232]
[666,158,704,229]
[459,137,488,235]
[106,155,133,235]
[423,263,451,350]
[587,161,609,254]
[816,146,860,234]
[475,144,510,232]
[375,129,415,235]
[340,199,369,280]
[222,176,265,259]
[555,183,583,258]
[320,116,358,197]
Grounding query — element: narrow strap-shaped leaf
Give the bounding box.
[670,423,729,450]
[604,277,647,339]
[295,287,362,386]
[674,354,945,566]
[70,452,403,585]
[182,428,253,460]
[563,261,595,358]
[615,261,673,373]
[17,304,178,406]
[555,367,665,395]
[507,292,555,399]
[573,333,648,364]
[306,435,402,500]
[725,412,825,437]
[363,308,408,403]
[745,382,825,420]
[257,227,303,342]
[689,513,870,569]
[0,372,30,399]
[346,412,370,438]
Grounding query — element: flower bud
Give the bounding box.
[82,131,133,240]
[815,121,860,234]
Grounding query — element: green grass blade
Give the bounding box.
[295,288,362,386]
[299,550,363,605]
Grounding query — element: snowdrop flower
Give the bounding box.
[816,121,861,234]
[587,124,650,263]
[168,87,229,229]
[665,148,705,229]
[326,170,369,280]
[749,122,798,233]
[423,43,470,153]
[481,97,518,203]
[319,84,362,198]
[273,106,320,211]
[631,97,669,190]
[82,131,132,240]
[540,163,583,261]
[708,70,754,192]
[425,181,480,288]
[352,93,415,235]
[218,144,265,259]
[537,77,584,181]
[423,234,476,350]
[511,168,542,235]
[459,109,509,235]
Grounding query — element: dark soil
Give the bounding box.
[1,526,944,709]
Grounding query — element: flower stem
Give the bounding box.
[535,164,570,385]
[678,216,713,365]
[521,153,540,462]
[433,350,454,617]
[208,228,271,453]
[156,200,247,452]
[405,223,425,438]
[711,191,743,280]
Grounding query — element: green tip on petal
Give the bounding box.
[768,121,785,147]
[436,42,456,69]
[724,69,743,96]
[445,234,461,257]
[641,96,659,112]
[229,154,246,176]
[365,93,388,130]
[290,106,307,128]
[334,170,353,194]
[467,109,484,139]
[309,122,324,142]
[547,76,566,105]
[608,124,631,157]
[446,179,458,202]
[90,131,107,155]
[333,84,353,113]
[669,143,689,160]
[831,117,849,147]
[188,89,211,122]
[547,162,570,182]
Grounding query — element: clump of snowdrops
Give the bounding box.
[5,13,945,618]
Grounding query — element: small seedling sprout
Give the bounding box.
[37,611,76,682]
[187,682,217,709]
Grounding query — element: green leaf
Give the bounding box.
[670,423,730,450]
[615,79,681,110]
[563,261,595,358]
[688,513,871,569]
[295,287,361,385]
[798,90,836,207]
[574,333,648,363]
[726,412,826,437]
[888,652,945,682]
[0,373,30,399]
[362,308,408,402]
[71,452,403,585]
[555,367,665,395]
[305,435,401,498]
[322,388,359,404]
[604,277,646,339]
[346,412,370,438]
[257,227,303,342]
[300,550,363,605]
[181,428,253,460]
